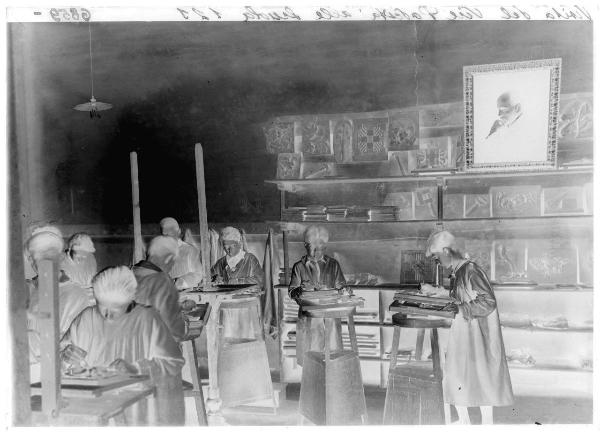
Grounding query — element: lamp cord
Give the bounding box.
[89,22,94,98]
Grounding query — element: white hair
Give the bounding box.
[221,226,241,243]
[92,266,137,306]
[304,226,329,245]
[147,235,179,260]
[31,225,63,240]
[67,233,96,253]
[160,217,180,231]
[425,230,460,257]
[26,231,64,262]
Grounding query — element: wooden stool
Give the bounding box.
[299,305,367,425]
[218,296,264,342]
[181,303,211,426]
[383,314,450,425]
[182,337,208,425]
[216,296,275,408]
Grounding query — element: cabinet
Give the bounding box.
[267,168,593,398]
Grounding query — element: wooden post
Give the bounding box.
[282,230,290,285]
[37,259,61,417]
[130,152,144,264]
[10,22,35,425]
[194,144,212,286]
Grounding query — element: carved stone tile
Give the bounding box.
[301,118,331,155]
[491,185,541,217]
[353,118,388,162]
[388,111,419,151]
[264,121,294,154]
[276,153,301,179]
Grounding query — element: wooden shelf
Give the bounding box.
[501,324,592,333]
[267,215,592,241]
[267,168,592,191]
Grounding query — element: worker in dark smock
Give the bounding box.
[62,266,186,425]
[421,230,514,424]
[288,225,346,365]
[133,236,187,342]
[211,226,264,339]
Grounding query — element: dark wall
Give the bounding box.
[9,21,593,227]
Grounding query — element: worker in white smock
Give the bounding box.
[160,217,203,290]
[25,228,95,383]
[288,226,346,365]
[61,232,98,288]
[421,230,514,425]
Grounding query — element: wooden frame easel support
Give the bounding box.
[194,144,212,286]
[130,151,144,265]
[37,258,61,417]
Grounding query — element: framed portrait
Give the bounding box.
[463,58,561,171]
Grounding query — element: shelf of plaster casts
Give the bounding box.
[275,284,411,292]
[266,215,592,242]
[274,284,592,293]
[266,168,592,192]
[500,324,593,333]
[492,285,593,292]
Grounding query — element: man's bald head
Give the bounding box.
[26,230,64,269]
[160,217,181,239]
[147,236,179,273]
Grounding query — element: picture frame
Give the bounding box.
[463,58,561,172]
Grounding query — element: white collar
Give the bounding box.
[227,250,246,269]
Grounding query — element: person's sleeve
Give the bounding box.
[136,312,185,378]
[334,261,347,290]
[458,265,496,320]
[247,255,264,287]
[211,258,223,280]
[155,275,186,342]
[59,287,94,339]
[288,263,302,296]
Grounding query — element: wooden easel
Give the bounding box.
[130,151,145,264]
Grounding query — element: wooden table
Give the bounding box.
[31,385,155,426]
[31,374,150,398]
[179,284,262,425]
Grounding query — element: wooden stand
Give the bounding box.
[298,302,368,425]
[216,296,275,409]
[383,314,450,425]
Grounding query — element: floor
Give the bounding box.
[184,384,593,426]
[185,334,592,426]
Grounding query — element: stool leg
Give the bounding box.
[186,339,208,426]
[254,300,264,340]
[444,404,452,425]
[324,319,331,363]
[389,326,401,370]
[347,315,358,355]
[430,328,442,380]
[334,318,343,351]
[113,412,127,426]
[415,328,425,361]
[305,317,312,358]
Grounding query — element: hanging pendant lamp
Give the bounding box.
[73,23,113,118]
